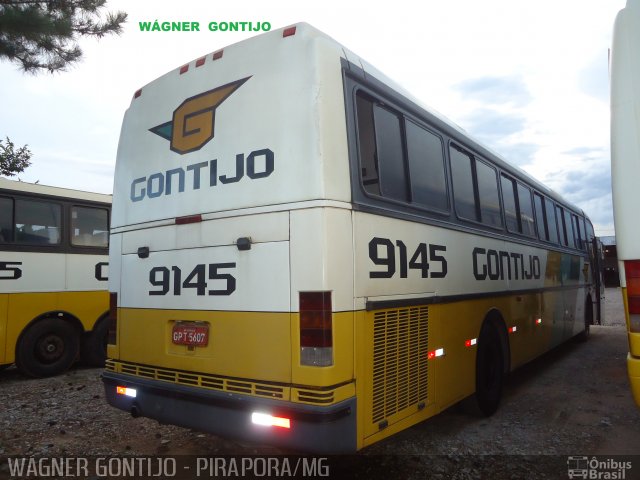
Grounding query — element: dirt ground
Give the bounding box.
[0,288,639,479]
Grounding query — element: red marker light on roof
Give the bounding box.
[283,26,297,37]
[133,89,142,99]
[179,64,189,74]
[213,50,223,60]
[195,56,206,67]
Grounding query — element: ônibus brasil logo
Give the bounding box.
[149,77,251,154]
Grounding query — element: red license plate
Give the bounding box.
[172,323,209,347]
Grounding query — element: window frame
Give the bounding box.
[353,85,451,217]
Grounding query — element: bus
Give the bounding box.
[103,24,601,452]
[0,178,111,377]
[611,0,640,407]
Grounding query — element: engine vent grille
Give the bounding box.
[372,306,428,424]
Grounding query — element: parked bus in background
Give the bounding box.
[103,24,601,452]
[0,178,111,377]
[611,0,640,407]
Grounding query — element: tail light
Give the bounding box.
[625,260,640,332]
[108,292,118,344]
[251,412,291,429]
[299,291,333,366]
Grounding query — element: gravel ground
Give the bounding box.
[0,288,638,479]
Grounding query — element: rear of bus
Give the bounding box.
[611,0,640,407]
[103,24,358,452]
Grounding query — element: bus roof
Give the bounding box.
[0,177,112,204]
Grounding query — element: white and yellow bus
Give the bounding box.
[611,0,640,407]
[0,178,111,377]
[103,24,601,452]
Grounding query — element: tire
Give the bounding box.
[15,318,80,378]
[80,317,109,367]
[474,324,505,416]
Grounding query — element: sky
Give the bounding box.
[0,0,626,235]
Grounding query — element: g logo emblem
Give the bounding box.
[150,77,250,155]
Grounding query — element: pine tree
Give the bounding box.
[0,0,127,73]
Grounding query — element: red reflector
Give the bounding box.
[133,89,142,99]
[428,348,444,359]
[195,56,206,67]
[283,26,297,37]
[299,291,332,348]
[625,260,640,314]
[213,50,223,60]
[175,214,202,225]
[179,64,189,74]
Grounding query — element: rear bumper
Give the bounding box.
[628,353,640,408]
[102,371,357,453]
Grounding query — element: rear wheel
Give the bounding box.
[16,318,80,378]
[474,324,505,416]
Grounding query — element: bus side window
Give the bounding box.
[475,160,502,228]
[356,93,380,196]
[572,214,585,250]
[450,146,477,221]
[0,196,13,243]
[15,199,61,245]
[71,206,109,248]
[533,192,548,241]
[517,183,535,236]
[564,209,576,249]
[545,198,560,244]
[501,175,518,232]
[405,119,448,211]
[372,104,409,202]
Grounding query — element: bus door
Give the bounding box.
[591,238,605,325]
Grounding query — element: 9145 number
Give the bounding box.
[149,263,236,296]
[369,237,447,279]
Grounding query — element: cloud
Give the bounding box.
[455,75,533,107]
[578,49,610,103]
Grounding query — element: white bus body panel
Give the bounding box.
[611,0,640,262]
[0,252,107,294]
[111,25,351,231]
